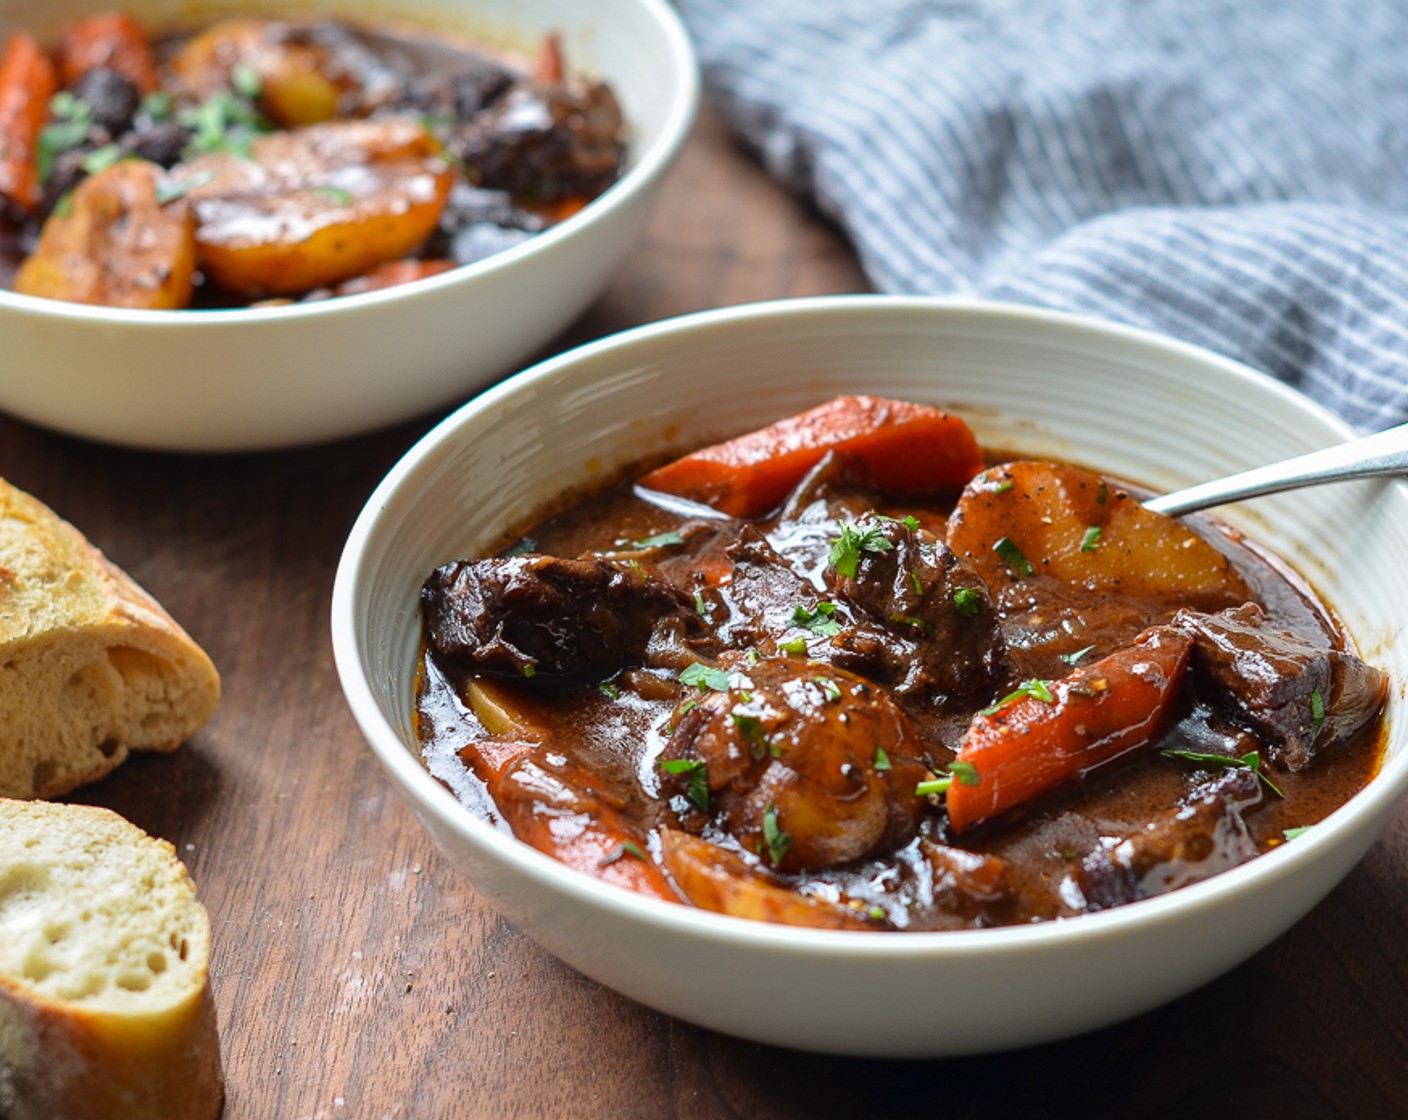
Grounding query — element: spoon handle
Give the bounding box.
[1145,421,1408,517]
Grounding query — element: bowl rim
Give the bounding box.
[331,293,1408,957]
[0,0,700,325]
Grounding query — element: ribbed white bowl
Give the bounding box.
[333,297,1408,1056]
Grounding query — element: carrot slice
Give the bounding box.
[0,32,58,212]
[638,396,984,518]
[946,627,1193,833]
[54,12,159,93]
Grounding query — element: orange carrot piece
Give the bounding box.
[54,12,159,94]
[534,32,565,84]
[491,755,681,903]
[946,628,1193,833]
[0,31,58,212]
[638,395,984,518]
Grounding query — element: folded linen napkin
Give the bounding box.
[676,0,1408,429]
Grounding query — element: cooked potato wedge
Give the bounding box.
[168,19,341,126]
[173,119,453,296]
[947,460,1251,613]
[659,830,872,929]
[14,160,196,309]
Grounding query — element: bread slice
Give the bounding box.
[0,479,221,798]
[0,798,223,1120]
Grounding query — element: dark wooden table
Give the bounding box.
[4,108,1406,1119]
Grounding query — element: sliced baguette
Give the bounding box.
[0,798,223,1120]
[0,478,221,798]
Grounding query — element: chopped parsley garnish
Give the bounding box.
[598,681,621,700]
[828,520,894,579]
[1310,688,1325,735]
[911,570,925,596]
[599,840,647,866]
[779,637,807,655]
[140,90,173,121]
[1059,645,1096,666]
[993,536,1033,578]
[179,90,272,158]
[993,479,1014,494]
[37,92,93,182]
[732,711,770,757]
[915,760,981,797]
[660,758,710,812]
[231,61,263,100]
[873,746,892,771]
[953,587,982,617]
[693,589,710,617]
[817,677,842,702]
[1160,748,1285,798]
[80,144,122,176]
[1283,826,1313,841]
[155,170,214,205]
[981,679,1055,715]
[792,601,842,637]
[522,664,536,679]
[746,648,761,667]
[762,803,792,866]
[1080,526,1102,552]
[679,662,731,692]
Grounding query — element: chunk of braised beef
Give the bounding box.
[825,512,1009,703]
[1078,768,1263,910]
[1172,603,1388,771]
[69,67,141,135]
[122,121,192,168]
[658,654,933,872]
[918,839,1013,925]
[448,82,625,201]
[422,555,715,678]
[713,527,829,654]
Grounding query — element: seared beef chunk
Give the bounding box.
[659,654,933,872]
[448,82,625,201]
[422,555,715,677]
[713,527,828,653]
[1173,603,1388,771]
[1079,768,1264,909]
[825,512,1009,703]
[69,67,141,135]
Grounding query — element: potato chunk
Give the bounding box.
[168,19,342,127]
[172,119,452,297]
[14,161,196,309]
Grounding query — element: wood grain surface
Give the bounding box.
[2,108,1405,1120]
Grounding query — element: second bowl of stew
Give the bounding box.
[0,0,697,450]
[332,295,1408,1057]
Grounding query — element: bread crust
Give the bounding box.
[0,799,224,1120]
[0,478,221,798]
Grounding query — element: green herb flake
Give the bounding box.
[915,760,980,798]
[599,840,648,867]
[1283,826,1313,841]
[37,93,93,182]
[79,144,122,176]
[828,520,895,579]
[792,601,843,637]
[1080,526,1102,552]
[231,61,263,100]
[140,90,173,121]
[993,479,1014,494]
[314,185,355,206]
[629,529,686,549]
[1310,688,1326,735]
[911,569,925,597]
[779,637,807,655]
[873,746,892,771]
[522,664,537,679]
[762,803,792,867]
[1160,748,1284,798]
[660,758,710,812]
[817,677,842,703]
[1059,645,1096,666]
[693,589,710,617]
[155,170,214,205]
[981,679,1055,716]
[746,648,761,667]
[915,778,951,797]
[732,711,769,757]
[679,662,732,692]
[993,536,1033,578]
[598,681,621,700]
[953,587,982,618]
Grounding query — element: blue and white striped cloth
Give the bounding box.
[676,0,1408,430]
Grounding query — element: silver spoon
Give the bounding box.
[1145,421,1408,517]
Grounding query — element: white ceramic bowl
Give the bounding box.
[332,297,1408,1057]
[0,0,697,451]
